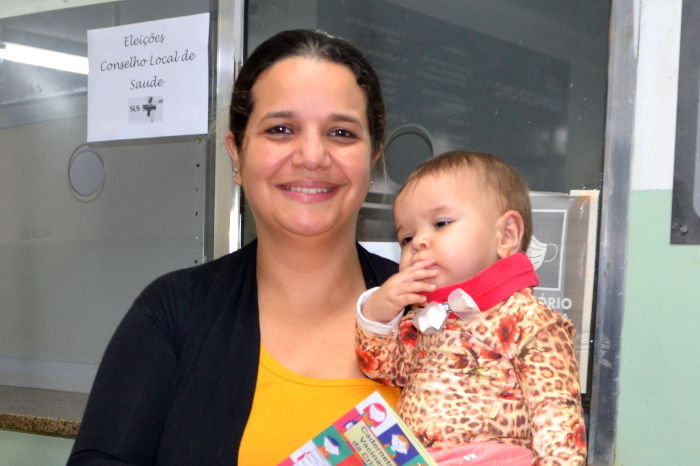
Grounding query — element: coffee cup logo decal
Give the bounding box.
[527,235,559,270]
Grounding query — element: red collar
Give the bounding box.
[420,252,539,312]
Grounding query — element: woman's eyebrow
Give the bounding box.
[260,110,296,120]
[258,111,361,126]
[329,114,363,126]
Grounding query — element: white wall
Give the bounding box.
[631,0,682,191]
[0,0,118,19]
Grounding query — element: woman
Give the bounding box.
[68,30,400,466]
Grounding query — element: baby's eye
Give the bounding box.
[435,220,451,229]
[399,235,413,246]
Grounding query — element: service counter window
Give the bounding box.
[0,0,218,393]
[245,0,611,403]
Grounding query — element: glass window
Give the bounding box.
[0,0,215,392]
[245,0,611,399]
[246,0,609,240]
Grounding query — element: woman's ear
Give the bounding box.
[496,210,525,259]
[225,131,242,185]
[371,144,383,166]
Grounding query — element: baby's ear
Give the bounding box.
[496,210,524,259]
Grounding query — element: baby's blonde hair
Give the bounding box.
[398,151,533,251]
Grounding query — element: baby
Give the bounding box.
[356,151,586,466]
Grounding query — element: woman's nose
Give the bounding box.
[292,131,331,170]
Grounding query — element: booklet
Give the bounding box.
[277,391,437,466]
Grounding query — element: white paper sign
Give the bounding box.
[87,13,210,142]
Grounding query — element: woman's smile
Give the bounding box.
[282,186,333,194]
[279,181,339,201]
[279,179,338,195]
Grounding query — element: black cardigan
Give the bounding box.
[68,240,397,466]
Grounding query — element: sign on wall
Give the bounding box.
[87,13,210,142]
[529,191,599,391]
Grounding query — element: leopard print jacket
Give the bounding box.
[356,288,586,466]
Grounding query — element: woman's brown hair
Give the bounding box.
[229,29,386,158]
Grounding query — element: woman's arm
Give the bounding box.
[69,244,260,466]
[68,296,180,465]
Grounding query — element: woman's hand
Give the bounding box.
[362,259,438,323]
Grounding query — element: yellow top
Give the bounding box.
[238,345,401,466]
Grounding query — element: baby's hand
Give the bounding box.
[362,259,438,323]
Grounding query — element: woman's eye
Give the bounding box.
[435,220,451,229]
[329,129,357,139]
[400,236,413,246]
[267,125,293,135]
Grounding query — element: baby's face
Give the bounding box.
[394,169,503,288]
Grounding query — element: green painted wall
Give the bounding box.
[615,189,700,465]
[0,430,73,466]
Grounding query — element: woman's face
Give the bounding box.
[227,56,376,240]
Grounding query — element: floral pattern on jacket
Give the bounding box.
[356,288,586,466]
